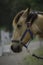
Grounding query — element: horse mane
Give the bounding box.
[37,12,43,15]
[26,11,43,25]
[32,10,43,15]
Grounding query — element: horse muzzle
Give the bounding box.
[11,44,22,53]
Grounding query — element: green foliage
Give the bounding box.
[30,0,43,11]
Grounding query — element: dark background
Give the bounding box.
[0,0,43,30]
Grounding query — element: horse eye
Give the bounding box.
[17,24,22,28]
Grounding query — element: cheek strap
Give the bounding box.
[20,29,33,48]
[20,29,33,41]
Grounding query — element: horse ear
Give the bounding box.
[12,10,24,27]
[14,10,24,23]
[21,8,30,18]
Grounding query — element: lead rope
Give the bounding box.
[26,45,43,60]
[25,38,43,60]
[26,39,32,52]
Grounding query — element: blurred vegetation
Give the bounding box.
[23,47,43,65]
[0,0,43,30]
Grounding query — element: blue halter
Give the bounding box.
[20,29,33,48]
[12,28,33,48]
[20,29,33,41]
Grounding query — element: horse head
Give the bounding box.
[11,8,32,53]
[11,8,43,53]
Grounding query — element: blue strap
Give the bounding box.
[20,29,33,48]
[27,29,33,39]
[20,29,33,41]
[20,29,27,41]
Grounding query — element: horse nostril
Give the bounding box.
[11,45,14,51]
[11,45,16,52]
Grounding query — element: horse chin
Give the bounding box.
[11,45,22,53]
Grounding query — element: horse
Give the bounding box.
[11,8,43,53]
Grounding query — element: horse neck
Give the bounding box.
[30,24,38,35]
[30,14,43,35]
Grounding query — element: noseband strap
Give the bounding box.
[12,40,19,43]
